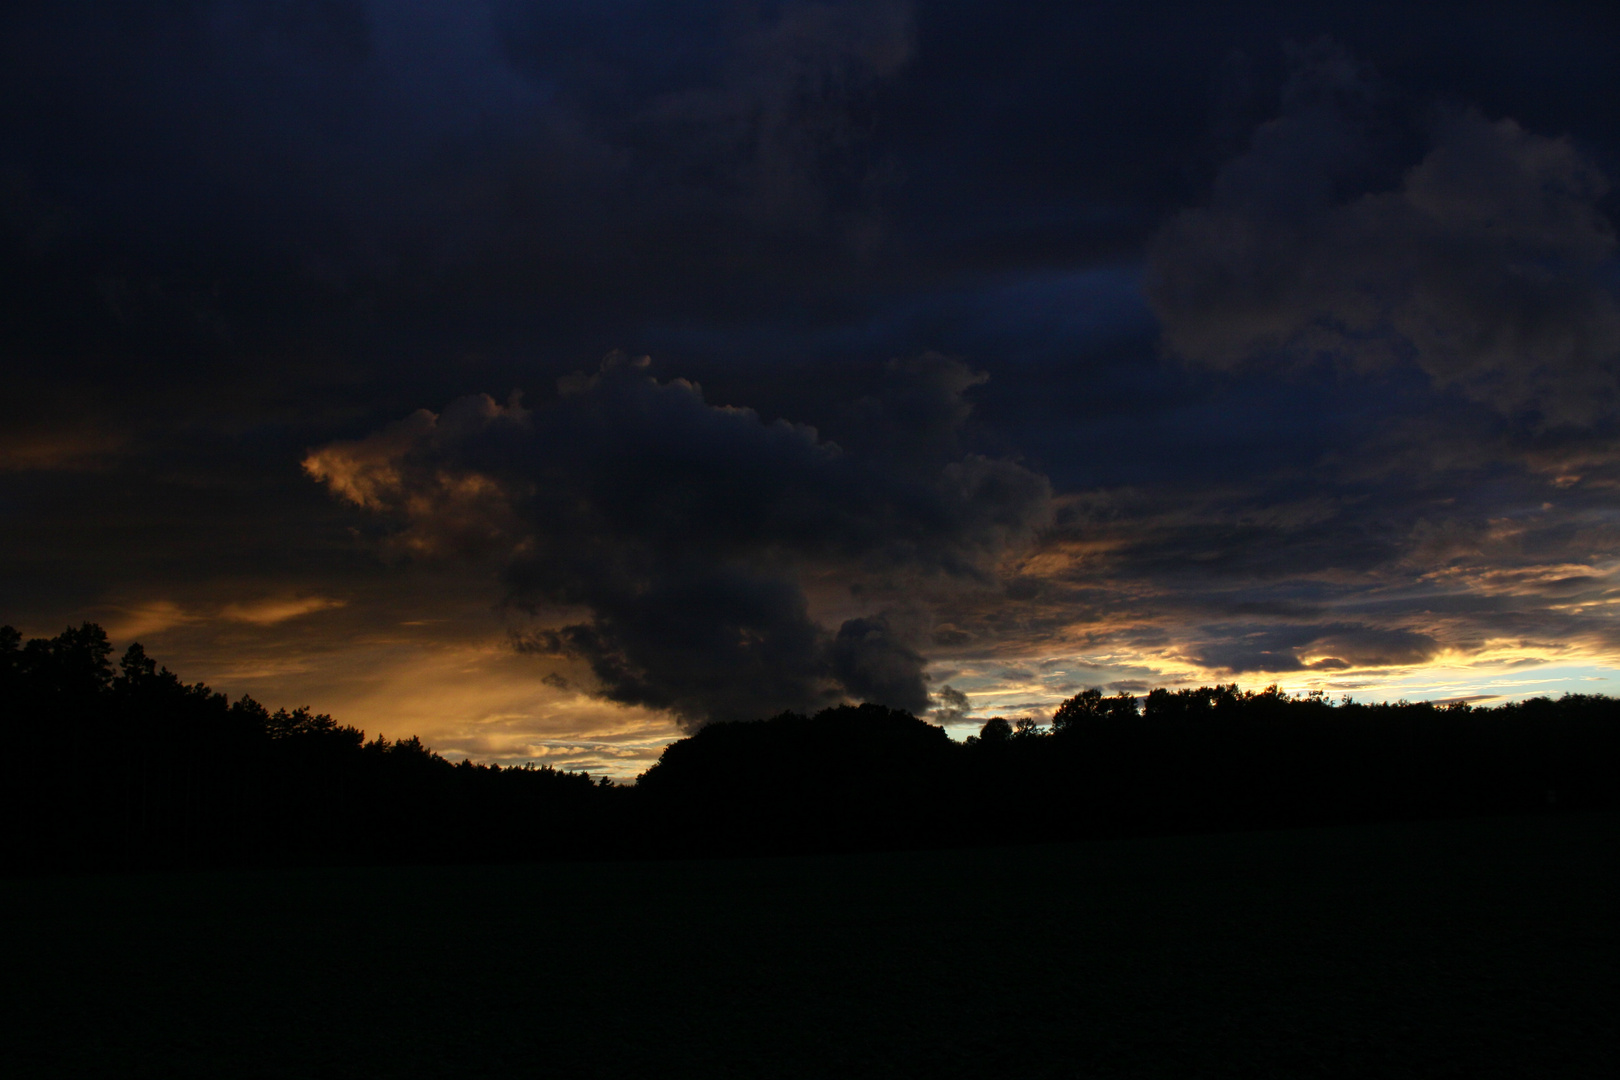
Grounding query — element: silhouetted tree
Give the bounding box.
[977,716,1012,743]
[1013,717,1045,739]
[1051,688,1140,731]
[0,622,620,873]
[636,703,955,855]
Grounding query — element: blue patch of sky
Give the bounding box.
[1325,663,1619,706]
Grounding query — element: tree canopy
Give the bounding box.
[4,623,1618,871]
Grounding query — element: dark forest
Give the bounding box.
[5,622,1617,874]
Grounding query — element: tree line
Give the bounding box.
[0,623,620,871]
[4,622,1618,871]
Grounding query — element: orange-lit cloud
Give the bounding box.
[219,595,347,625]
[103,595,347,640]
[104,600,198,640]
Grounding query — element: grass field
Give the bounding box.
[3,812,1616,1078]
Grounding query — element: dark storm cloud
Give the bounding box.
[10,3,1620,748]
[7,4,1616,428]
[0,1,921,415]
[1149,41,1620,425]
[306,354,1050,726]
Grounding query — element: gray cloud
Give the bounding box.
[1149,42,1620,426]
[307,353,1050,727]
[931,683,971,725]
[1185,623,1440,674]
[911,429,1620,701]
[1300,627,1440,670]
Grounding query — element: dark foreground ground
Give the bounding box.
[3,813,1616,1078]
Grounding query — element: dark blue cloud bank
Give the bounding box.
[5,2,1620,733]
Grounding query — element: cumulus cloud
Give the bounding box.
[303,396,528,558]
[1149,41,1620,425]
[306,354,1050,727]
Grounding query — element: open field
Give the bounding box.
[3,813,1616,1078]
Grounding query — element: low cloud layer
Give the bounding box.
[307,354,1051,727]
[923,459,1620,719]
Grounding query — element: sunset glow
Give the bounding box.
[5,2,1619,776]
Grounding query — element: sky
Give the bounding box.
[5,1,1620,778]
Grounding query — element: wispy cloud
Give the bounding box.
[219,595,347,626]
[103,600,199,641]
[103,595,347,640]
